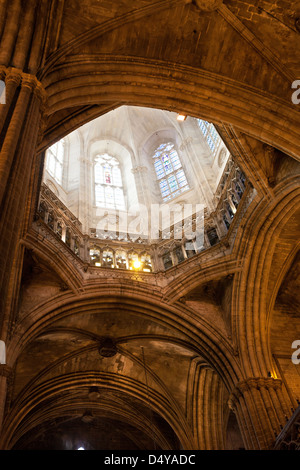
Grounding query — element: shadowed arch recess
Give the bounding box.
[42,57,300,162]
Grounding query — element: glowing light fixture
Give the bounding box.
[177,114,187,121]
[78,447,85,450]
[133,260,141,269]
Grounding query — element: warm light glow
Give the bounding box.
[78,447,85,450]
[133,260,141,269]
[177,114,187,121]
[95,262,101,267]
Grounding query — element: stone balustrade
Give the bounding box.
[36,159,250,273]
[274,404,300,450]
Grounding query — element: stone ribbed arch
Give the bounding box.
[12,401,173,450]
[0,371,195,450]
[163,257,239,301]
[5,336,195,448]
[266,243,299,329]
[7,289,242,391]
[21,233,84,294]
[39,0,188,80]
[10,402,172,450]
[10,332,192,431]
[0,0,299,450]
[41,56,300,161]
[231,177,300,378]
[186,359,227,449]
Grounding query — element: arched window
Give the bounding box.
[95,154,125,210]
[197,119,221,156]
[152,142,189,201]
[46,139,64,184]
[90,248,101,266]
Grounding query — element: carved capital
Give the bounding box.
[231,377,283,399]
[4,67,22,87]
[1,68,47,105]
[0,365,12,378]
[237,379,252,393]
[228,396,237,412]
[22,73,47,105]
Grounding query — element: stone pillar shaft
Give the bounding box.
[0,366,12,432]
[0,69,46,338]
[228,377,293,449]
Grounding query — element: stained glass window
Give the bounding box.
[152,142,189,201]
[46,139,64,185]
[197,120,221,156]
[95,154,125,210]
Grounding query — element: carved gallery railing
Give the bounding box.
[36,160,251,273]
[37,184,85,259]
[274,404,300,450]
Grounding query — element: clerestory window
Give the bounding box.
[46,139,64,185]
[94,154,125,210]
[152,142,189,202]
[197,119,221,156]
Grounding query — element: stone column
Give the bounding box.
[81,234,90,263]
[78,157,92,234]
[0,365,12,432]
[0,68,46,339]
[228,377,292,449]
[131,166,150,208]
[192,365,226,450]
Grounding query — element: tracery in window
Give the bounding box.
[140,253,152,272]
[128,252,139,270]
[197,119,221,156]
[152,142,189,201]
[116,250,127,269]
[90,248,101,266]
[46,139,64,184]
[102,248,114,268]
[95,154,125,210]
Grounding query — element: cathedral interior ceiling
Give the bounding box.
[0,0,299,451]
